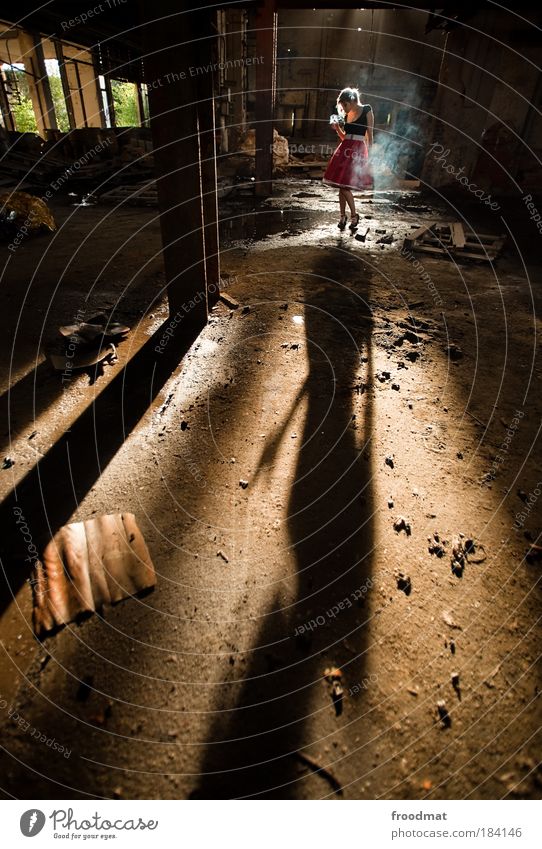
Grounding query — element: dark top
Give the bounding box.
[344,104,372,136]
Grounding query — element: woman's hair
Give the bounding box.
[337,87,362,107]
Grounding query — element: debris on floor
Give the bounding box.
[291,751,343,796]
[0,190,56,236]
[403,221,505,262]
[393,516,412,535]
[324,667,344,716]
[436,699,452,728]
[48,315,130,374]
[451,672,461,699]
[450,534,486,577]
[525,544,542,563]
[32,513,156,637]
[396,571,412,595]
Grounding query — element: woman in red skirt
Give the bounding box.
[323,87,374,231]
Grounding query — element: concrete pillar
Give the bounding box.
[75,56,105,127]
[196,10,221,308]
[54,39,76,130]
[17,31,57,135]
[144,4,209,327]
[226,9,248,146]
[254,0,277,197]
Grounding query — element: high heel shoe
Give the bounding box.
[338,215,347,230]
[349,213,360,231]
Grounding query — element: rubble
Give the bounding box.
[324,667,344,717]
[393,516,411,536]
[32,513,156,637]
[403,221,505,262]
[396,571,412,595]
[436,700,451,728]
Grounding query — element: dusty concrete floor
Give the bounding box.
[0,181,541,799]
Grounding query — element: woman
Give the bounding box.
[323,87,374,231]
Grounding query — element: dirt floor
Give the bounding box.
[0,179,541,799]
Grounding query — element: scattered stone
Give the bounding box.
[396,571,412,595]
[526,544,542,563]
[290,343,300,350]
[377,233,394,244]
[451,559,464,577]
[407,687,419,697]
[394,516,412,536]
[428,533,446,557]
[376,370,391,382]
[436,700,451,728]
[405,350,420,362]
[456,451,463,459]
[446,344,463,361]
[241,305,251,315]
[332,679,344,716]
[402,330,422,345]
[324,667,343,681]
[388,498,394,509]
[324,668,344,716]
[517,489,528,503]
[449,639,456,654]
[391,382,400,391]
[442,610,462,630]
[464,538,475,556]
[219,292,239,310]
[180,420,189,431]
[280,303,288,310]
[28,431,37,440]
[239,479,249,489]
[385,455,394,469]
[217,550,229,563]
[451,672,461,699]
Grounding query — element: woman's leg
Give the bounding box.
[338,188,346,216]
[343,189,356,217]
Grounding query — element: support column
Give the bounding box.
[0,72,15,131]
[144,4,208,327]
[254,0,277,197]
[17,31,57,135]
[54,40,76,130]
[75,57,105,127]
[196,10,221,308]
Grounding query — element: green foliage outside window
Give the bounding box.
[110,80,140,126]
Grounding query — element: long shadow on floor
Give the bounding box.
[194,249,375,798]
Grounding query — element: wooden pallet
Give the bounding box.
[99,180,157,206]
[100,176,233,207]
[403,222,505,262]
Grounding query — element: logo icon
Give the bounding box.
[20,810,46,837]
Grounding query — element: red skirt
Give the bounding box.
[323,137,372,190]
